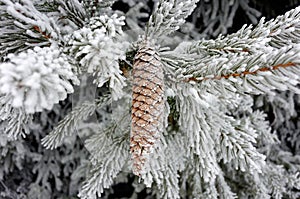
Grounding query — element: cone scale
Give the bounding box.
[130,42,165,176]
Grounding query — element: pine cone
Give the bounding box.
[131,42,165,176]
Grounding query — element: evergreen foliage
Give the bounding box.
[0,0,300,198]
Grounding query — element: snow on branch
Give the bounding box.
[177,27,271,56]
[191,0,261,38]
[217,114,266,173]
[0,0,60,57]
[160,6,300,99]
[0,95,32,139]
[90,0,116,8]
[257,6,300,48]
[216,173,237,199]
[78,129,129,199]
[194,45,300,95]
[174,83,220,181]
[89,14,125,37]
[0,46,79,113]
[163,44,300,96]
[84,0,117,17]
[174,6,300,56]
[56,0,87,28]
[67,14,128,100]
[167,82,273,183]
[41,95,111,149]
[141,133,187,199]
[146,0,199,39]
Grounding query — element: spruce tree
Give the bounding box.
[0,0,300,198]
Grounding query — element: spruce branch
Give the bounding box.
[85,103,131,159]
[163,45,300,96]
[83,0,117,17]
[246,110,277,147]
[2,108,32,139]
[261,6,300,48]
[0,46,79,113]
[0,0,61,57]
[146,0,199,39]
[216,173,237,199]
[56,0,87,28]
[78,134,129,199]
[67,15,128,100]
[192,0,261,38]
[225,169,271,198]
[141,134,187,199]
[32,25,51,39]
[261,163,293,198]
[171,6,300,55]
[87,0,116,8]
[89,14,125,37]
[41,95,111,150]
[170,82,273,183]
[186,62,296,82]
[176,25,271,56]
[174,83,220,181]
[0,96,32,139]
[218,115,266,173]
[0,1,300,198]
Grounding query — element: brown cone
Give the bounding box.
[130,42,165,176]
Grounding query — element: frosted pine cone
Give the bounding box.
[131,42,165,176]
